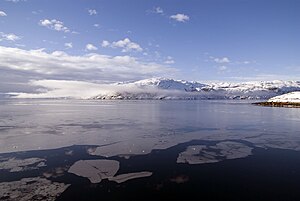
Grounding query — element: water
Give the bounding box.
[0,100,300,201]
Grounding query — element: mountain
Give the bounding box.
[268,91,300,103]
[91,78,300,100]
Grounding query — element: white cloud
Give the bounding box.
[170,13,190,22]
[164,56,175,64]
[0,11,7,17]
[164,60,175,64]
[32,10,43,15]
[11,80,105,99]
[93,23,100,28]
[0,45,176,82]
[9,79,183,99]
[147,6,164,15]
[85,43,98,51]
[101,40,110,47]
[64,42,73,49]
[154,7,164,14]
[88,9,97,15]
[103,38,143,52]
[0,32,21,41]
[214,57,230,64]
[5,0,26,2]
[112,38,142,52]
[39,19,70,33]
[218,66,228,71]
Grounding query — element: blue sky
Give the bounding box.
[0,0,300,93]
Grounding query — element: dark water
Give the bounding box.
[0,100,300,201]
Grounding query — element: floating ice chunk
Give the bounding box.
[247,137,300,151]
[177,141,252,165]
[217,141,253,159]
[68,160,119,183]
[0,177,69,201]
[0,157,46,172]
[68,159,153,184]
[109,171,152,183]
[90,140,157,157]
[177,145,218,164]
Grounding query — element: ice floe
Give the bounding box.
[0,177,69,201]
[177,141,253,164]
[68,159,153,184]
[109,171,152,183]
[68,160,119,183]
[246,136,300,151]
[0,157,46,172]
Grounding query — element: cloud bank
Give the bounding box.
[0,45,176,84]
[9,80,105,99]
[5,0,26,2]
[8,79,174,99]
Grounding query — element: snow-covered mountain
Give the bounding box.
[268,91,300,103]
[131,77,206,92]
[92,78,300,100]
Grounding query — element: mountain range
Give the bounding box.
[91,78,300,100]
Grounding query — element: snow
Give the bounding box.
[133,77,206,91]
[93,78,300,100]
[268,91,300,103]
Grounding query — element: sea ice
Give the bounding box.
[109,171,153,183]
[0,157,46,172]
[68,159,119,183]
[68,159,153,184]
[177,141,253,164]
[0,177,69,201]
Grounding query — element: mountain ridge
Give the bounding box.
[92,78,300,100]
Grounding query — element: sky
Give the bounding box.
[0,0,300,95]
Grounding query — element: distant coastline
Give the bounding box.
[253,102,300,108]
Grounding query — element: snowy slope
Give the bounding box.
[133,77,206,91]
[268,91,300,103]
[92,78,300,100]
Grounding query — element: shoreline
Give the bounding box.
[253,102,300,108]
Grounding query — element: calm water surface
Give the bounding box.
[0,100,300,201]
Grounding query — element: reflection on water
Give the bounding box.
[1,99,300,154]
[0,100,300,200]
